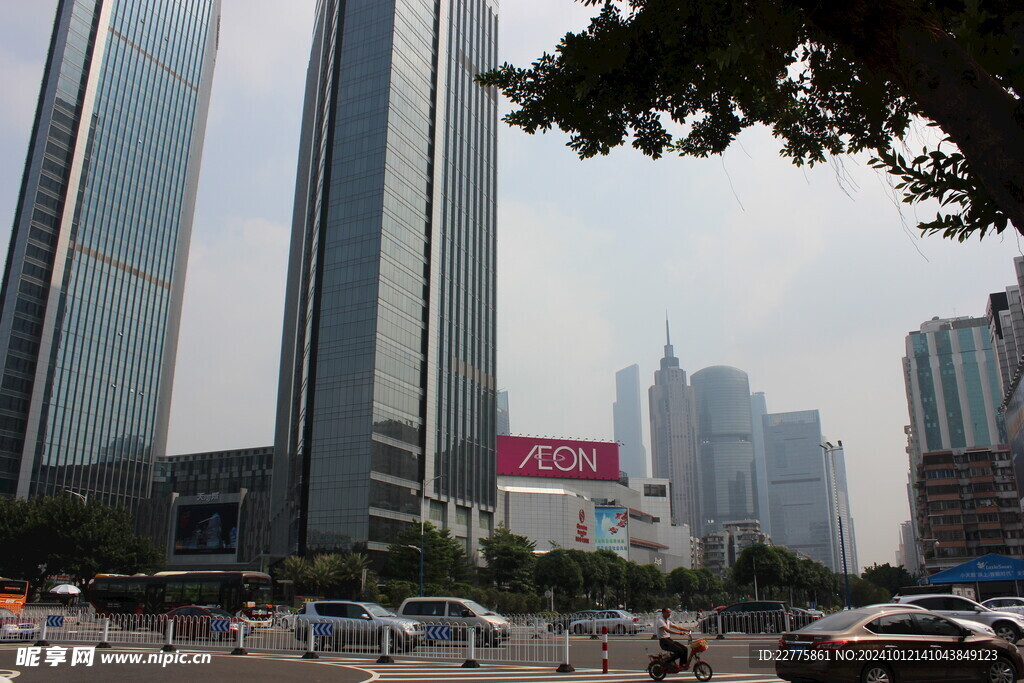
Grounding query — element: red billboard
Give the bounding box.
[497,435,620,480]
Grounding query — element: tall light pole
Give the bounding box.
[820,441,851,610]
[419,474,445,596]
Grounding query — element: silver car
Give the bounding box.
[567,609,642,635]
[983,597,1024,616]
[892,593,1024,641]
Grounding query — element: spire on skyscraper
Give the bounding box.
[662,316,680,370]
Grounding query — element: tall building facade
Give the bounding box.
[749,391,770,535]
[0,0,220,505]
[614,364,647,477]
[763,410,836,568]
[903,316,1013,572]
[987,257,1024,397]
[496,390,510,437]
[823,443,860,574]
[692,365,756,536]
[649,322,698,531]
[272,0,498,558]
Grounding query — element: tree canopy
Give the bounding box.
[0,495,162,593]
[478,0,1024,240]
[384,521,470,587]
[478,524,537,592]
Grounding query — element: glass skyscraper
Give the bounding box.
[692,365,757,535]
[614,364,647,478]
[0,0,220,506]
[649,322,699,531]
[272,0,497,557]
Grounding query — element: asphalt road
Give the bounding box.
[0,633,787,683]
[0,643,789,683]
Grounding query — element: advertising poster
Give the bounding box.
[595,506,629,559]
[173,502,239,556]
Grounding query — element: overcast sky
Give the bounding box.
[1,1,1020,572]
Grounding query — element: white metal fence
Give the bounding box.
[5,606,818,664]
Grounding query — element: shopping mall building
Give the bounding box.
[495,436,693,570]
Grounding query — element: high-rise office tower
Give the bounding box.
[692,365,756,536]
[272,0,498,557]
[614,364,647,477]
[649,322,698,530]
[903,316,1013,572]
[496,390,510,437]
[824,444,859,574]
[749,391,770,534]
[763,410,835,568]
[0,1,220,505]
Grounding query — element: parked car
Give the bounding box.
[236,605,274,628]
[892,593,1024,642]
[982,596,1024,616]
[397,597,511,645]
[0,607,39,641]
[293,600,423,652]
[776,605,1023,683]
[566,609,642,635]
[155,605,246,641]
[272,604,297,629]
[789,607,822,623]
[866,603,997,636]
[548,610,599,634]
[697,600,799,634]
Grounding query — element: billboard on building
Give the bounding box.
[173,502,239,556]
[497,435,620,480]
[595,506,629,559]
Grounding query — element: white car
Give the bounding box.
[0,608,39,641]
[890,594,1024,641]
[982,597,1024,616]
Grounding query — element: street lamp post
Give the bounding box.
[62,489,87,503]
[820,441,851,610]
[419,474,445,596]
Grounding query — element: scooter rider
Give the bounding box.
[655,607,691,670]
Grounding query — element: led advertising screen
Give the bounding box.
[595,506,629,559]
[497,435,620,480]
[173,503,239,556]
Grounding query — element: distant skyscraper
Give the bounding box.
[0,1,220,505]
[649,321,698,530]
[496,391,510,437]
[749,392,770,534]
[824,444,859,575]
[692,366,756,536]
[763,411,835,568]
[272,0,498,557]
[614,364,647,477]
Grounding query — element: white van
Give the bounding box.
[396,597,510,645]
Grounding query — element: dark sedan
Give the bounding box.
[775,605,1024,683]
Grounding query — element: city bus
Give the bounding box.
[87,571,272,615]
[0,579,29,614]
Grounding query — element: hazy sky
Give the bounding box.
[1,2,1020,572]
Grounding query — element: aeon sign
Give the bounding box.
[497,435,620,480]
